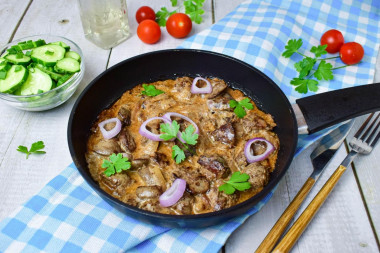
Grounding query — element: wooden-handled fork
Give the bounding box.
[273,112,380,253]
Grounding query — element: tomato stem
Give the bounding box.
[331,65,349,70]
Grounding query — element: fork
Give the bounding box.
[273,112,380,253]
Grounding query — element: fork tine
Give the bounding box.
[363,113,380,144]
[369,115,380,147]
[354,113,374,139]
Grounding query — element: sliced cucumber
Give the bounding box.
[49,41,70,51]
[0,59,11,71]
[15,67,52,95]
[64,51,81,62]
[57,74,73,86]
[5,54,31,65]
[35,63,63,81]
[0,65,28,93]
[31,44,66,67]
[54,58,80,74]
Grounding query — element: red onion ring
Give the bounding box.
[191,77,213,94]
[98,118,122,140]
[159,178,186,207]
[244,138,275,163]
[162,112,199,143]
[139,117,172,141]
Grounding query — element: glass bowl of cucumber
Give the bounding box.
[0,35,84,111]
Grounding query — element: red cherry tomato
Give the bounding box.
[166,13,192,39]
[137,20,161,44]
[136,6,156,24]
[339,42,364,65]
[320,29,344,54]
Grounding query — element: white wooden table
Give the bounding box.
[0,1,379,252]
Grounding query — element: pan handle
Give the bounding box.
[295,82,380,134]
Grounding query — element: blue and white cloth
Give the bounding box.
[1,0,380,252]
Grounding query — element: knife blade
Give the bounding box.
[309,120,354,181]
[255,120,354,253]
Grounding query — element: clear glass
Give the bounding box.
[77,0,130,49]
[0,35,84,111]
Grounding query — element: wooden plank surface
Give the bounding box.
[0,1,379,253]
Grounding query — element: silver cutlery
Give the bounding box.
[273,112,380,253]
[256,121,353,253]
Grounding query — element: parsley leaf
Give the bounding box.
[229,98,254,118]
[102,153,131,177]
[160,120,180,141]
[156,7,177,27]
[282,39,303,58]
[181,124,198,145]
[294,57,316,78]
[172,145,186,164]
[313,60,333,81]
[184,0,205,24]
[310,44,328,58]
[141,84,165,97]
[290,78,318,94]
[156,0,205,26]
[17,141,46,159]
[219,172,251,195]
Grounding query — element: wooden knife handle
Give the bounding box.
[255,177,316,253]
[272,165,347,253]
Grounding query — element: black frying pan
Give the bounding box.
[68,49,380,228]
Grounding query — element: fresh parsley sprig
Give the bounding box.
[283,39,341,94]
[229,98,254,118]
[156,0,206,27]
[160,120,198,164]
[102,153,131,177]
[17,141,46,159]
[218,172,251,195]
[141,84,165,97]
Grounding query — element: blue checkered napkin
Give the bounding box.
[1,0,380,252]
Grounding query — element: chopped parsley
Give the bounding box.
[219,172,251,195]
[141,84,165,97]
[229,98,254,118]
[17,141,46,159]
[102,153,131,177]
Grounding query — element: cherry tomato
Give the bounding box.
[166,13,192,39]
[320,29,344,54]
[136,6,156,24]
[137,20,161,44]
[339,42,364,65]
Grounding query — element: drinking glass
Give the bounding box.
[77,0,130,49]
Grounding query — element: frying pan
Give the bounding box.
[68,49,380,228]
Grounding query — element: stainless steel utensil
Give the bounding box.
[273,112,380,253]
[256,121,353,253]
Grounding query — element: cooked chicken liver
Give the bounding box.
[86,77,279,215]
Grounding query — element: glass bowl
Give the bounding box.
[0,35,84,111]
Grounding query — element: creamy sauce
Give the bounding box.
[86,77,279,215]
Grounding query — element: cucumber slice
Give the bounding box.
[57,74,73,86]
[49,41,70,51]
[64,51,81,62]
[15,67,52,95]
[35,63,63,81]
[54,58,80,74]
[0,65,28,93]
[31,44,66,66]
[5,54,31,65]
[0,59,11,71]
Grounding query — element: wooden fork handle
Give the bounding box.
[272,165,347,253]
[255,177,316,253]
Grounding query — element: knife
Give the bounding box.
[255,121,354,253]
